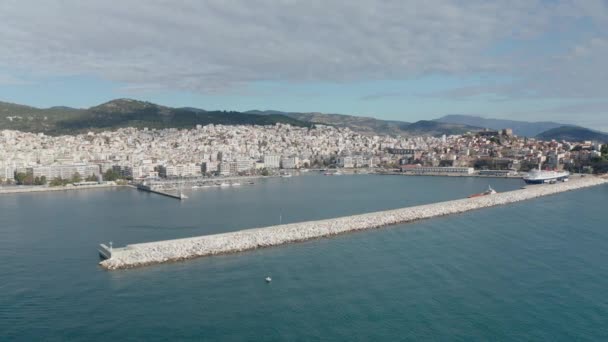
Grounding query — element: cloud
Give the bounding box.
[0,74,31,86]
[0,0,607,99]
[359,92,405,101]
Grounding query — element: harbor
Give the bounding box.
[99,175,606,270]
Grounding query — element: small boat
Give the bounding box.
[232,182,241,186]
[468,185,497,198]
[249,181,255,185]
[281,173,292,178]
[220,182,230,187]
[265,277,272,283]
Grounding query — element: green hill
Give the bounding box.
[0,99,309,135]
[536,126,608,142]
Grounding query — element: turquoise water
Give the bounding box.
[2,175,608,341]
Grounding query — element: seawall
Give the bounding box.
[100,176,606,270]
[0,183,122,194]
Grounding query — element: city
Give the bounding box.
[1,123,606,189]
[3,1,608,340]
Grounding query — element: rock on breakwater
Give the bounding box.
[100,177,607,270]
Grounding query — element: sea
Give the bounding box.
[1,174,608,341]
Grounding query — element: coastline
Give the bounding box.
[100,176,606,270]
[0,183,125,194]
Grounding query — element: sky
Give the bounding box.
[1,0,608,130]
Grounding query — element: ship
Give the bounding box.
[468,185,497,198]
[523,164,569,184]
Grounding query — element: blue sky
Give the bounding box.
[1,1,608,130]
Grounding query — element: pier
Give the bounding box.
[136,184,185,200]
[100,176,607,270]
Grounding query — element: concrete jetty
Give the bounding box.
[136,184,185,200]
[100,176,606,270]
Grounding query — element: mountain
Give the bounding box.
[247,110,410,136]
[399,120,482,137]
[0,99,309,135]
[535,126,608,142]
[7,99,601,139]
[436,114,567,137]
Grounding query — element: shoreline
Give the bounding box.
[375,171,524,178]
[100,176,607,270]
[0,183,125,194]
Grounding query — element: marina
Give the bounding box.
[100,176,606,270]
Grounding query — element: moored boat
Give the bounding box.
[523,165,569,184]
[468,185,497,198]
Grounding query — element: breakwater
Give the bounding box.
[100,176,606,270]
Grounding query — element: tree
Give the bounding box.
[71,172,82,183]
[14,172,28,185]
[85,175,98,182]
[33,176,47,185]
[14,172,35,185]
[50,177,68,187]
[103,169,120,182]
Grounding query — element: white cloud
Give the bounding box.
[0,0,607,99]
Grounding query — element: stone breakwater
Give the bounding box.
[100,177,606,270]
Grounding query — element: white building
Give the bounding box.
[234,157,254,172]
[1,166,15,181]
[337,156,354,168]
[30,163,101,180]
[263,155,281,169]
[281,156,299,169]
[218,162,231,176]
[158,163,201,178]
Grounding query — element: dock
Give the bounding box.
[100,176,606,270]
[136,184,186,200]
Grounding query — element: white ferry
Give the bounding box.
[523,164,569,184]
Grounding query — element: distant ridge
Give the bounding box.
[2,99,606,140]
[535,126,608,142]
[436,114,567,137]
[0,99,309,135]
[247,110,411,136]
[398,120,483,136]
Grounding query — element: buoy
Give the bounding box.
[265,277,272,283]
